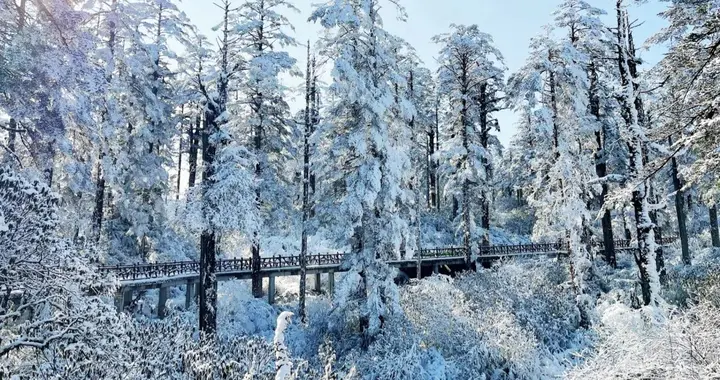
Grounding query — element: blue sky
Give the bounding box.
[178,0,669,146]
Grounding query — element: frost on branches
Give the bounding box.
[0,168,118,375]
[310,0,415,343]
[433,24,506,260]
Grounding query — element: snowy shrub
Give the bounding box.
[567,299,720,379]
[10,312,278,379]
[336,316,449,380]
[401,274,549,379]
[0,168,120,376]
[662,249,720,308]
[456,260,582,352]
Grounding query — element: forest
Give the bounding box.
[1,0,720,378]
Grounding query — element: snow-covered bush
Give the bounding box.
[456,260,582,352]
[661,245,720,308]
[399,260,585,378]
[567,298,720,379]
[334,316,449,380]
[0,168,121,377]
[401,275,543,378]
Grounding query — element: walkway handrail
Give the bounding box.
[99,236,679,281]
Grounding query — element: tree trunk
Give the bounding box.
[428,96,439,210]
[299,43,312,323]
[7,118,16,156]
[434,94,441,210]
[649,194,666,284]
[199,230,217,334]
[92,156,105,240]
[590,62,616,267]
[479,83,491,247]
[176,106,183,201]
[251,15,268,300]
[199,108,218,334]
[460,59,472,268]
[427,128,436,210]
[251,129,262,299]
[669,135,690,265]
[710,204,720,248]
[188,113,200,189]
[197,0,235,334]
[617,1,659,306]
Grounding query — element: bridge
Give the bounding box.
[102,237,676,316]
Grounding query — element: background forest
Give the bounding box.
[2,0,720,378]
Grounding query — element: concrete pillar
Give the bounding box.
[194,280,200,301]
[268,274,276,304]
[115,288,133,313]
[114,292,124,313]
[433,263,439,275]
[158,286,168,318]
[185,282,195,309]
[328,271,335,296]
[314,273,322,293]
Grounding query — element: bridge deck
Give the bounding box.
[100,237,677,288]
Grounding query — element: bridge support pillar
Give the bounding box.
[115,288,133,313]
[328,271,335,296]
[268,274,276,304]
[433,263,439,275]
[185,282,194,309]
[314,273,322,293]
[114,292,123,312]
[158,286,168,319]
[194,280,200,301]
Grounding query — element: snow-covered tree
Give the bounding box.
[613,0,662,307]
[508,0,613,324]
[555,0,623,267]
[230,0,299,298]
[310,0,415,342]
[651,0,720,260]
[102,0,190,259]
[434,24,505,261]
[186,0,256,334]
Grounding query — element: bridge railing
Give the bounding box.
[98,261,200,281]
[479,241,568,256]
[99,236,679,281]
[420,247,466,258]
[595,236,678,250]
[218,258,253,272]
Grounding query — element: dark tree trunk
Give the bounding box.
[427,128,436,209]
[199,108,218,334]
[310,57,319,216]
[589,62,616,267]
[669,135,690,265]
[649,195,666,283]
[479,83,491,247]
[176,106,184,201]
[459,56,472,268]
[7,118,16,156]
[250,12,268,300]
[199,230,217,334]
[188,113,200,189]
[299,44,312,323]
[428,95,439,210]
[197,0,235,334]
[92,156,105,240]
[623,212,632,240]
[710,205,720,248]
[434,100,441,209]
[617,1,658,306]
